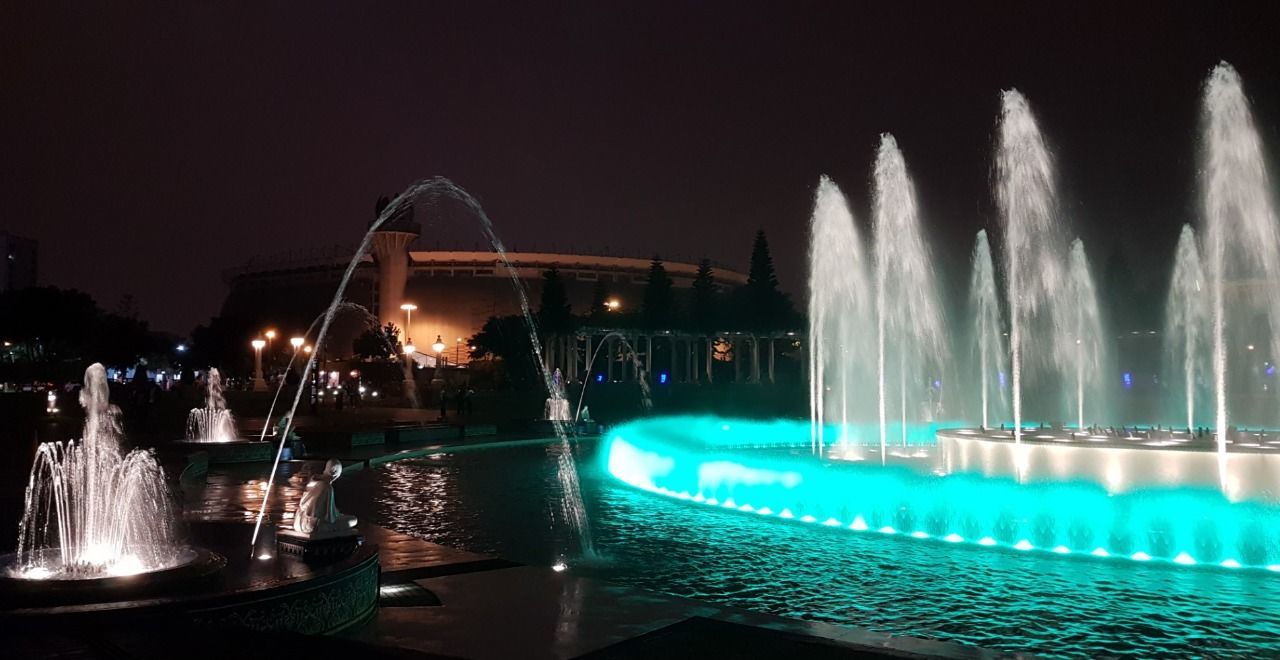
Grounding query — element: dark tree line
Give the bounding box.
[468,230,801,386]
[0,286,171,382]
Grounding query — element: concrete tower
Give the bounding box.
[369,196,421,334]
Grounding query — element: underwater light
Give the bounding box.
[1221,559,1242,569]
[822,517,842,527]
[779,509,794,519]
[1091,548,1109,557]
[978,537,997,546]
[1131,552,1152,561]
[756,507,773,515]
[879,526,896,534]
[800,514,817,523]
[911,531,930,539]
[944,533,964,543]
[850,516,869,531]
[1014,540,1034,551]
[1173,552,1196,565]
[1053,545,1071,554]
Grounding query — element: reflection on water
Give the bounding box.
[340,441,1280,658]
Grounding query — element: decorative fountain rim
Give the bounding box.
[0,545,226,607]
[604,416,1280,575]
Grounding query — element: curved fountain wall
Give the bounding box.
[605,417,1280,573]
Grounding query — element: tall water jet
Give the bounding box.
[1060,239,1105,429]
[1202,62,1280,461]
[872,134,946,450]
[11,364,180,579]
[1164,225,1210,431]
[807,176,872,453]
[995,90,1067,443]
[186,368,237,443]
[252,178,596,563]
[969,230,1007,429]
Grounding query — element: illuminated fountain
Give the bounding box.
[610,62,1280,576]
[968,230,1008,430]
[1164,224,1210,432]
[1202,62,1280,455]
[186,367,238,443]
[7,364,193,580]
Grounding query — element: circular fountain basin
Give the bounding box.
[0,546,225,607]
[605,416,1280,573]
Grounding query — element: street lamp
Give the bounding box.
[400,302,417,345]
[455,337,463,364]
[432,335,446,365]
[250,338,267,391]
[290,336,304,351]
[606,298,621,311]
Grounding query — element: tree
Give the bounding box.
[588,279,610,324]
[353,322,400,359]
[737,230,799,331]
[537,267,574,335]
[468,315,540,388]
[689,258,718,332]
[642,255,675,329]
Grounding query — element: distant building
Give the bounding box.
[0,232,37,291]
[220,204,747,360]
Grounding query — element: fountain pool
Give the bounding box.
[346,426,1280,657]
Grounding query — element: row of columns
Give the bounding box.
[543,332,791,384]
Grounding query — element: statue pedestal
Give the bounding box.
[277,527,362,561]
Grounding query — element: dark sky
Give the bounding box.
[3,1,1278,334]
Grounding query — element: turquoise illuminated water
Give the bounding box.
[344,419,1280,658]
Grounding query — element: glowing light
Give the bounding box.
[432,335,446,353]
[706,498,719,506]
[251,339,266,350]
[1014,540,1034,551]
[692,493,705,502]
[850,516,869,531]
[978,537,997,546]
[756,507,773,515]
[595,373,605,383]
[879,526,896,534]
[290,337,304,349]
[738,504,755,512]
[108,555,146,577]
[911,531,930,539]
[1173,552,1196,565]
[779,509,794,519]
[258,553,273,561]
[1053,545,1071,554]
[800,514,817,523]
[1131,552,1152,561]
[605,298,621,311]
[175,343,187,352]
[822,517,842,527]
[1091,548,1109,557]
[20,566,51,580]
[722,498,737,508]
[943,533,964,543]
[658,372,669,384]
[1221,559,1242,569]
[552,562,568,572]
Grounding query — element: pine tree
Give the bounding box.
[747,230,779,290]
[690,258,718,331]
[538,267,573,334]
[738,230,797,331]
[642,256,675,329]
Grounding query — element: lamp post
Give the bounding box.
[432,335,446,365]
[251,339,267,391]
[290,336,304,352]
[455,337,463,365]
[400,303,417,347]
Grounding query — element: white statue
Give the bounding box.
[294,459,357,536]
[544,368,571,421]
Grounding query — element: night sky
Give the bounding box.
[3,1,1278,334]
